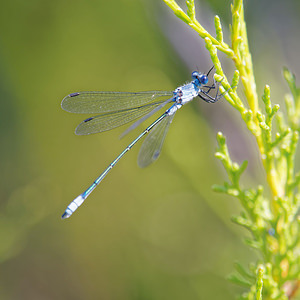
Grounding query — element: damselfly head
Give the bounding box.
[192,71,209,85]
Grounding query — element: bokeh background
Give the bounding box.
[1,0,299,299]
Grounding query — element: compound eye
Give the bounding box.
[192,71,199,79]
[200,74,208,85]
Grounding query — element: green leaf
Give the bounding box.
[214,15,223,43]
[211,184,228,193]
[234,262,256,280]
[255,266,264,300]
[228,273,252,287]
[262,85,271,115]
[163,0,191,24]
[231,215,252,229]
[186,0,195,20]
[283,67,298,100]
[231,70,240,90]
[244,238,262,250]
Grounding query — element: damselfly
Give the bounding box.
[61,67,223,219]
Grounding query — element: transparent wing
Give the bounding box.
[120,97,173,138]
[62,91,173,114]
[137,113,175,168]
[75,99,172,135]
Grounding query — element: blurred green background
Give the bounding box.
[0,0,299,299]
